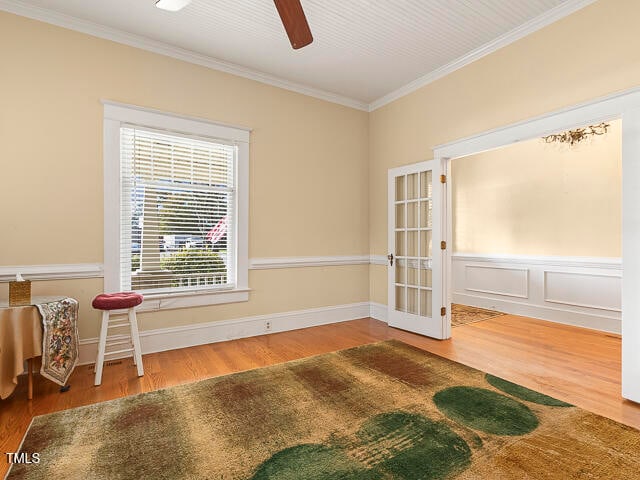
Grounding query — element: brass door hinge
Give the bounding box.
[440,241,446,250]
[440,306,446,316]
[440,174,446,184]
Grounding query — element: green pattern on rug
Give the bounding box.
[8,340,640,480]
[251,444,378,480]
[356,411,471,479]
[433,386,539,435]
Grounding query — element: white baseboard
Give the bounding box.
[78,301,371,365]
[75,290,620,369]
[369,302,388,322]
[453,292,620,333]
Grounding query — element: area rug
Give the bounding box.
[451,303,504,327]
[7,341,640,479]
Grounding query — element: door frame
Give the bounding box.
[433,86,640,403]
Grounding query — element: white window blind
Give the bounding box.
[119,126,237,294]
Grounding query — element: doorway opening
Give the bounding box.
[449,119,622,333]
[432,86,640,403]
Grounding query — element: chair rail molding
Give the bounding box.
[453,253,622,270]
[0,263,104,282]
[369,254,389,266]
[0,256,379,284]
[249,255,371,269]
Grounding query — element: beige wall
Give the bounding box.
[452,119,621,257]
[369,0,640,304]
[0,12,369,339]
[2,0,638,331]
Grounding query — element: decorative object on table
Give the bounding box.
[92,292,144,386]
[9,273,31,306]
[8,341,640,479]
[542,122,610,146]
[36,298,79,387]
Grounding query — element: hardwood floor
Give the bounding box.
[1,314,638,477]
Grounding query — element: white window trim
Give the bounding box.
[103,100,251,309]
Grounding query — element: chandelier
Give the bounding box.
[542,122,610,146]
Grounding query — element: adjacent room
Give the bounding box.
[2,0,640,478]
[450,120,621,332]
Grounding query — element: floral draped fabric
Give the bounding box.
[36,298,79,386]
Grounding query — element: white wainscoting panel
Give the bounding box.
[544,271,621,311]
[465,265,528,298]
[453,254,622,333]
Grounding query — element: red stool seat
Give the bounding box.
[92,292,143,310]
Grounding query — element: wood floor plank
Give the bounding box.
[1,314,639,478]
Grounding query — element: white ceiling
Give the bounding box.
[1,0,594,110]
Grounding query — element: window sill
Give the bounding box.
[137,288,250,311]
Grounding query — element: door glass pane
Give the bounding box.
[408,288,419,314]
[395,258,406,284]
[420,267,432,288]
[408,263,419,286]
[420,289,432,317]
[395,203,405,228]
[395,176,405,201]
[396,286,406,312]
[407,173,418,200]
[407,202,418,228]
[420,230,432,258]
[420,171,432,198]
[396,231,405,256]
[420,201,432,228]
[407,231,418,257]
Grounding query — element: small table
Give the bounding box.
[0,296,65,400]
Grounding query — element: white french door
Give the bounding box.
[387,160,448,339]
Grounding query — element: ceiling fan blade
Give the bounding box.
[273,0,313,50]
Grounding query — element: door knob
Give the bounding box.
[387,253,394,266]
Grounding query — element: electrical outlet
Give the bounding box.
[265,320,272,331]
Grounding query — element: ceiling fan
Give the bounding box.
[155,0,313,50]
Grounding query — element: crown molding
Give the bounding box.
[0,0,596,114]
[0,0,369,111]
[367,0,598,112]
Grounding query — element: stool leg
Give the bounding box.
[128,308,144,377]
[94,311,109,386]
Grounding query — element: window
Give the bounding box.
[103,102,249,309]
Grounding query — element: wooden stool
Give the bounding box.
[92,292,144,386]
